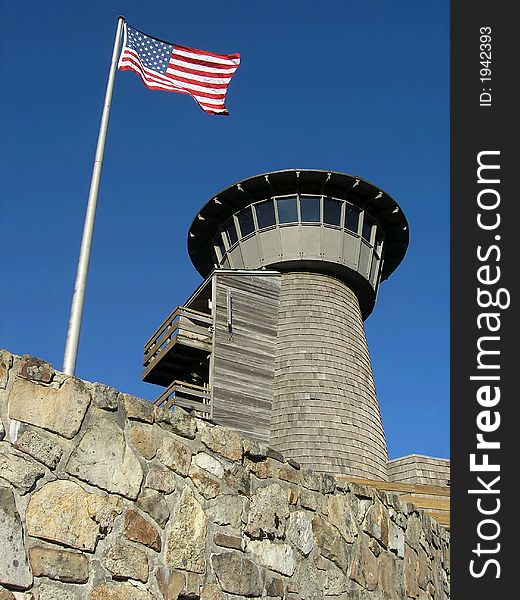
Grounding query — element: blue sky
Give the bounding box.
[0,1,449,460]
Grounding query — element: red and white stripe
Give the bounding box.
[118,25,240,115]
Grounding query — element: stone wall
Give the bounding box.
[0,350,450,600]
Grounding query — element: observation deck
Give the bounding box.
[188,169,409,318]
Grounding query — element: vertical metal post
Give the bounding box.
[62,16,125,375]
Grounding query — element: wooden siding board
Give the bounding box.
[211,272,281,442]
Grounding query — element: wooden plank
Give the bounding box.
[144,306,211,352]
[426,511,451,527]
[142,333,211,374]
[340,476,451,497]
[175,398,210,413]
[144,307,181,350]
[399,495,450,511]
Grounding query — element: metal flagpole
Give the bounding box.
[62,16,125,376]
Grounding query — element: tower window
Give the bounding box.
[323,198,343,226]
[255,200,276,229]
[362,216,374,243]
[345,207,360,233]
[300,196,321,222]
[276,196,298,224]
[224,222,238,247]
[237,207,255,237]
[214,238,226,261]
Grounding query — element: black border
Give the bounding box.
[451,2,516,596]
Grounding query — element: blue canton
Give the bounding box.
[126,26,173,75]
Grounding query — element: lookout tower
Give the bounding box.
[142,169,409,480]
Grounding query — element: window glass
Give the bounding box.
[276,197,298,223]
[345,207,360,233]
[300,196,321,222]
[323,198,343,226]
[237,208,255,237]
[224,222,238,246]
[362,217,374,242]
[255,200,276,229]
[215,239,226,260]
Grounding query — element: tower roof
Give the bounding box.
[188,169,409,280]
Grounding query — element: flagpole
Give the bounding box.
[62,16,125,376]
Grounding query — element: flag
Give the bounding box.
[118,23,240,115]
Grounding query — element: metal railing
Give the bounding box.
[154,380,211,417]
[143,306,213,370]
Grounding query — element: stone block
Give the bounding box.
[36,581,86,600]
[377,552,403,600]
[248,540,296,576]
[245,483,289,539]
[312,515,352,573]
[213,533,243,551]
[348,534,379,591]
[242,438,268,460]
[206,495,245,529]
[26,479,121,552]
[14,429,63,469]
[88,582,155,600]
[277,466,301,485]
[136,490,170,527]
[19,355,54,383]
[90,382,120,411]
[404,546,420,598]
[154,406,197,440]
[156,436,192,477]
[200,425,243,461]
[192,452,225,478]
[223,463,250,496]
[28,546,89,583]
[363,501,389,549]
[66,414,143,499]
[244,457,272,479]
[286,510,314,556]
[128,424,159,460]
[144,469,176,495]
[285,559,322,599]
[388,520,405,558]
[0,349,13,389]
[123,509,161,552]
[121,395,154,424]
[211,552,262,597]
[165,487,206,573]
[188,464,221,499]
[103,543,149,583]
[328,495,357,543]
[0,442,46,493]
[200,583,224,600]
[0,487,32,589]
[8,377,90,439]
[154,567,184,600]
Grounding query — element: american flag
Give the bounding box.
[118,23,241,115]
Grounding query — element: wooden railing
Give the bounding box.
[143,306,213,369]
[154,380,211,417]
[339,476,450,529]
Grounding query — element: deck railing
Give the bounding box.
[154,380,211,417]
[143,306,213,370]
